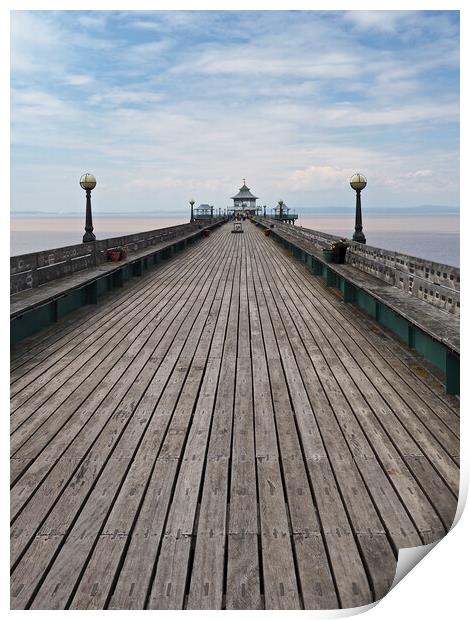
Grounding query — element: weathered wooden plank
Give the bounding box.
[186,360,236,607]
[146,246,239,609]
[11,233,234,607]
[246,242,335,608]
[110,244,238,610]
[146,365,224,605]
[72,246,237,610]
[228,363,258,534]
[11,233,229,465]
[258,231,456,539]
[249,236,373,608]
[11,231,227,433]
[226,533,262,609]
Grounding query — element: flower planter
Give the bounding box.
[108,250,122,262]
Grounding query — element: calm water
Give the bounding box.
[11,213,460,267]
[299,214,460,267]
[10,216,186,256]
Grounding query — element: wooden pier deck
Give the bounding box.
[10,222,459,610]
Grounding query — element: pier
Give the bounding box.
[10,220,459,610]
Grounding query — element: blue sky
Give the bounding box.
[10,10,459,214]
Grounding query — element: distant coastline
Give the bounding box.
[10,205,460,218]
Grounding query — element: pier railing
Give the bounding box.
[258,218,460,316]
[10,220,224,295]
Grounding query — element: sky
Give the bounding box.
[10,9,460,215]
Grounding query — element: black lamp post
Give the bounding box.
[190,199,195,222]
[350,173,367,243]
[263,205,266,217]
[210,205,214,218]
[80,173,97,243]
[278,199,284,221]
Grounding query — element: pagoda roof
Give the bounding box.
[231,182,258,200]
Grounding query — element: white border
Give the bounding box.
[2,2,466,618]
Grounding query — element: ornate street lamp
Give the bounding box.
[278,199,284,220]
[263,205,266,217]
[80,173,97,243]
[189,199,195,222]
[350,173,367,243]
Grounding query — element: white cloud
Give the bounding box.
[76,14,108,31]
[289,165,351,189]
[88,89,163,106]
[11,88,70,117]
[343,11,413,33]
[63,74,95,86]
[10,11,65,74]
[124,40,172,64]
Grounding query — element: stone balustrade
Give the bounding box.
[258,218,460,316]
[10,221,203,295]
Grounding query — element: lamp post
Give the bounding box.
[189,199,195,222]
[350,173,367,244]
[278,199,284,221]
[263,205,266,217]
[210,205,214,219]
[80,173,97,243]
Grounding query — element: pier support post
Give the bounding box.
[312,259,323,276]
[375,301,382,322]
[132,260,143,277]
[113,269,124,288]
[87,281,98,304]
[445,352,460,395]
[343,281,356,303]
[326,269,336,288]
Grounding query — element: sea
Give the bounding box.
[10,213,460,267]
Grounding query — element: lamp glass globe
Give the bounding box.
[350,173,367,191]
[80,173,97,190]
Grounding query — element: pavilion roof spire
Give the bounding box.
[231,179,258,200]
